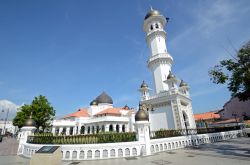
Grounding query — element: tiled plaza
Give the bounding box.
[1,137,250,165]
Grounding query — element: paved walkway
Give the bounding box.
[0,137,19,156]
[63,137,250,165]
[0,137,250,165]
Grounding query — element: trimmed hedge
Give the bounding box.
[27,132,136,144]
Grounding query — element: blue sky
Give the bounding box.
[0,0,250,118]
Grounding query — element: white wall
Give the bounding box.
[19,130,242,160]
[149,105,175,131]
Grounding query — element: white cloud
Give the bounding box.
[170,0,250,48]
[0,100,20,120]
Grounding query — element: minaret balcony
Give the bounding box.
[141,89,190,103]
[147,53,173,67]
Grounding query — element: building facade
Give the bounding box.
[51,8,196,134]
[217,97,250,120]
[139,9,196,131]
[51,92,135,135]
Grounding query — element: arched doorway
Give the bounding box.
[80,126,85,134]
[122,125,125,132]
[183,111,189,135]
[109,125,113,132]
[116,125,119,132]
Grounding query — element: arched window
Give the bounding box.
[150,25,153,30]
[102,125,105,132]
[183,111,190,129]
[70,127,74,135]
[80,126,85,134]
[116,125,119,132]
[87,126,90,134]
[122,125,125,132]
[109,125,113,132]
[96,125,100,133]
[155,23,159,28]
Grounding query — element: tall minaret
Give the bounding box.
[143,8,173,94]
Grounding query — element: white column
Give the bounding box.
[73,126,77,135]
[66,127,70,135]
[126,124,129,132]
[52,127,56,135]
[59,127,63,135]
[78,125,81,134]
[119,124,122,132]
[84,126,88,134]
[105,124,109,132]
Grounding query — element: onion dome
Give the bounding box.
[96,91,113,104]
[24,115,36,127]
[135,103,149,121]
[123,104,129,110]
[179,80,188,87]
[90,99,98,106]
[145,8,161,20]
[140,80,148,88]
[167,71,175,79]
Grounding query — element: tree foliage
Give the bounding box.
[13,95,55,131]
[209,41,250,101]
[13,104,31,128]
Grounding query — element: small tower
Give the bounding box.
[134,103,151,156]
[144,8,173,94]
[164,71,178,90]
[17,113,36,155]
[138,80,150,101]
[179,80,190,96]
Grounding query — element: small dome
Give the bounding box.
[24,115,36,127]
[180,80,188,87]
[123,104,129,110]
[145,9,161,20]
[140,80,148,88]
[167,71,175,79]
[96,92,113,104]
[135,103,149,121]
[90,99,98,106]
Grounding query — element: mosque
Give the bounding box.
[51,8,196,135]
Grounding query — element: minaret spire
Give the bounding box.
[150,5,153,11]
[143,9,173,93]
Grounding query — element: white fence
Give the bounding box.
[19,130,242,160]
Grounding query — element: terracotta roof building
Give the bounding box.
[52,91,135,135]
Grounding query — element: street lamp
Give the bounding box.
[1,109,10,135]
[183,114,188,135]
[232,112,238,127]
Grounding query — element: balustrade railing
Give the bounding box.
[150,126,241,139]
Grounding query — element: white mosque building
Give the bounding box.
[139,8,196,131]
[51,8,196,135]
[51,91,135,135]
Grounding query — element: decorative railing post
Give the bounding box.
[134,103,151,156]
[17,113,36,155]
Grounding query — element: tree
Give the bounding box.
[13,95,55,131]
[13,104,31,128]
[31,95,55,131]
[209,41,250,101]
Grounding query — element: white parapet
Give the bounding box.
[20,130,243,160]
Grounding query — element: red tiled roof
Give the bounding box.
[95,108,133,116]
[64,109,89,118]
[213,118,240,124]
[194,112,220,121]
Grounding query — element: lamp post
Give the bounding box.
[232,112,238,127]
[183,114,188,135]
[2,109,10,135]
